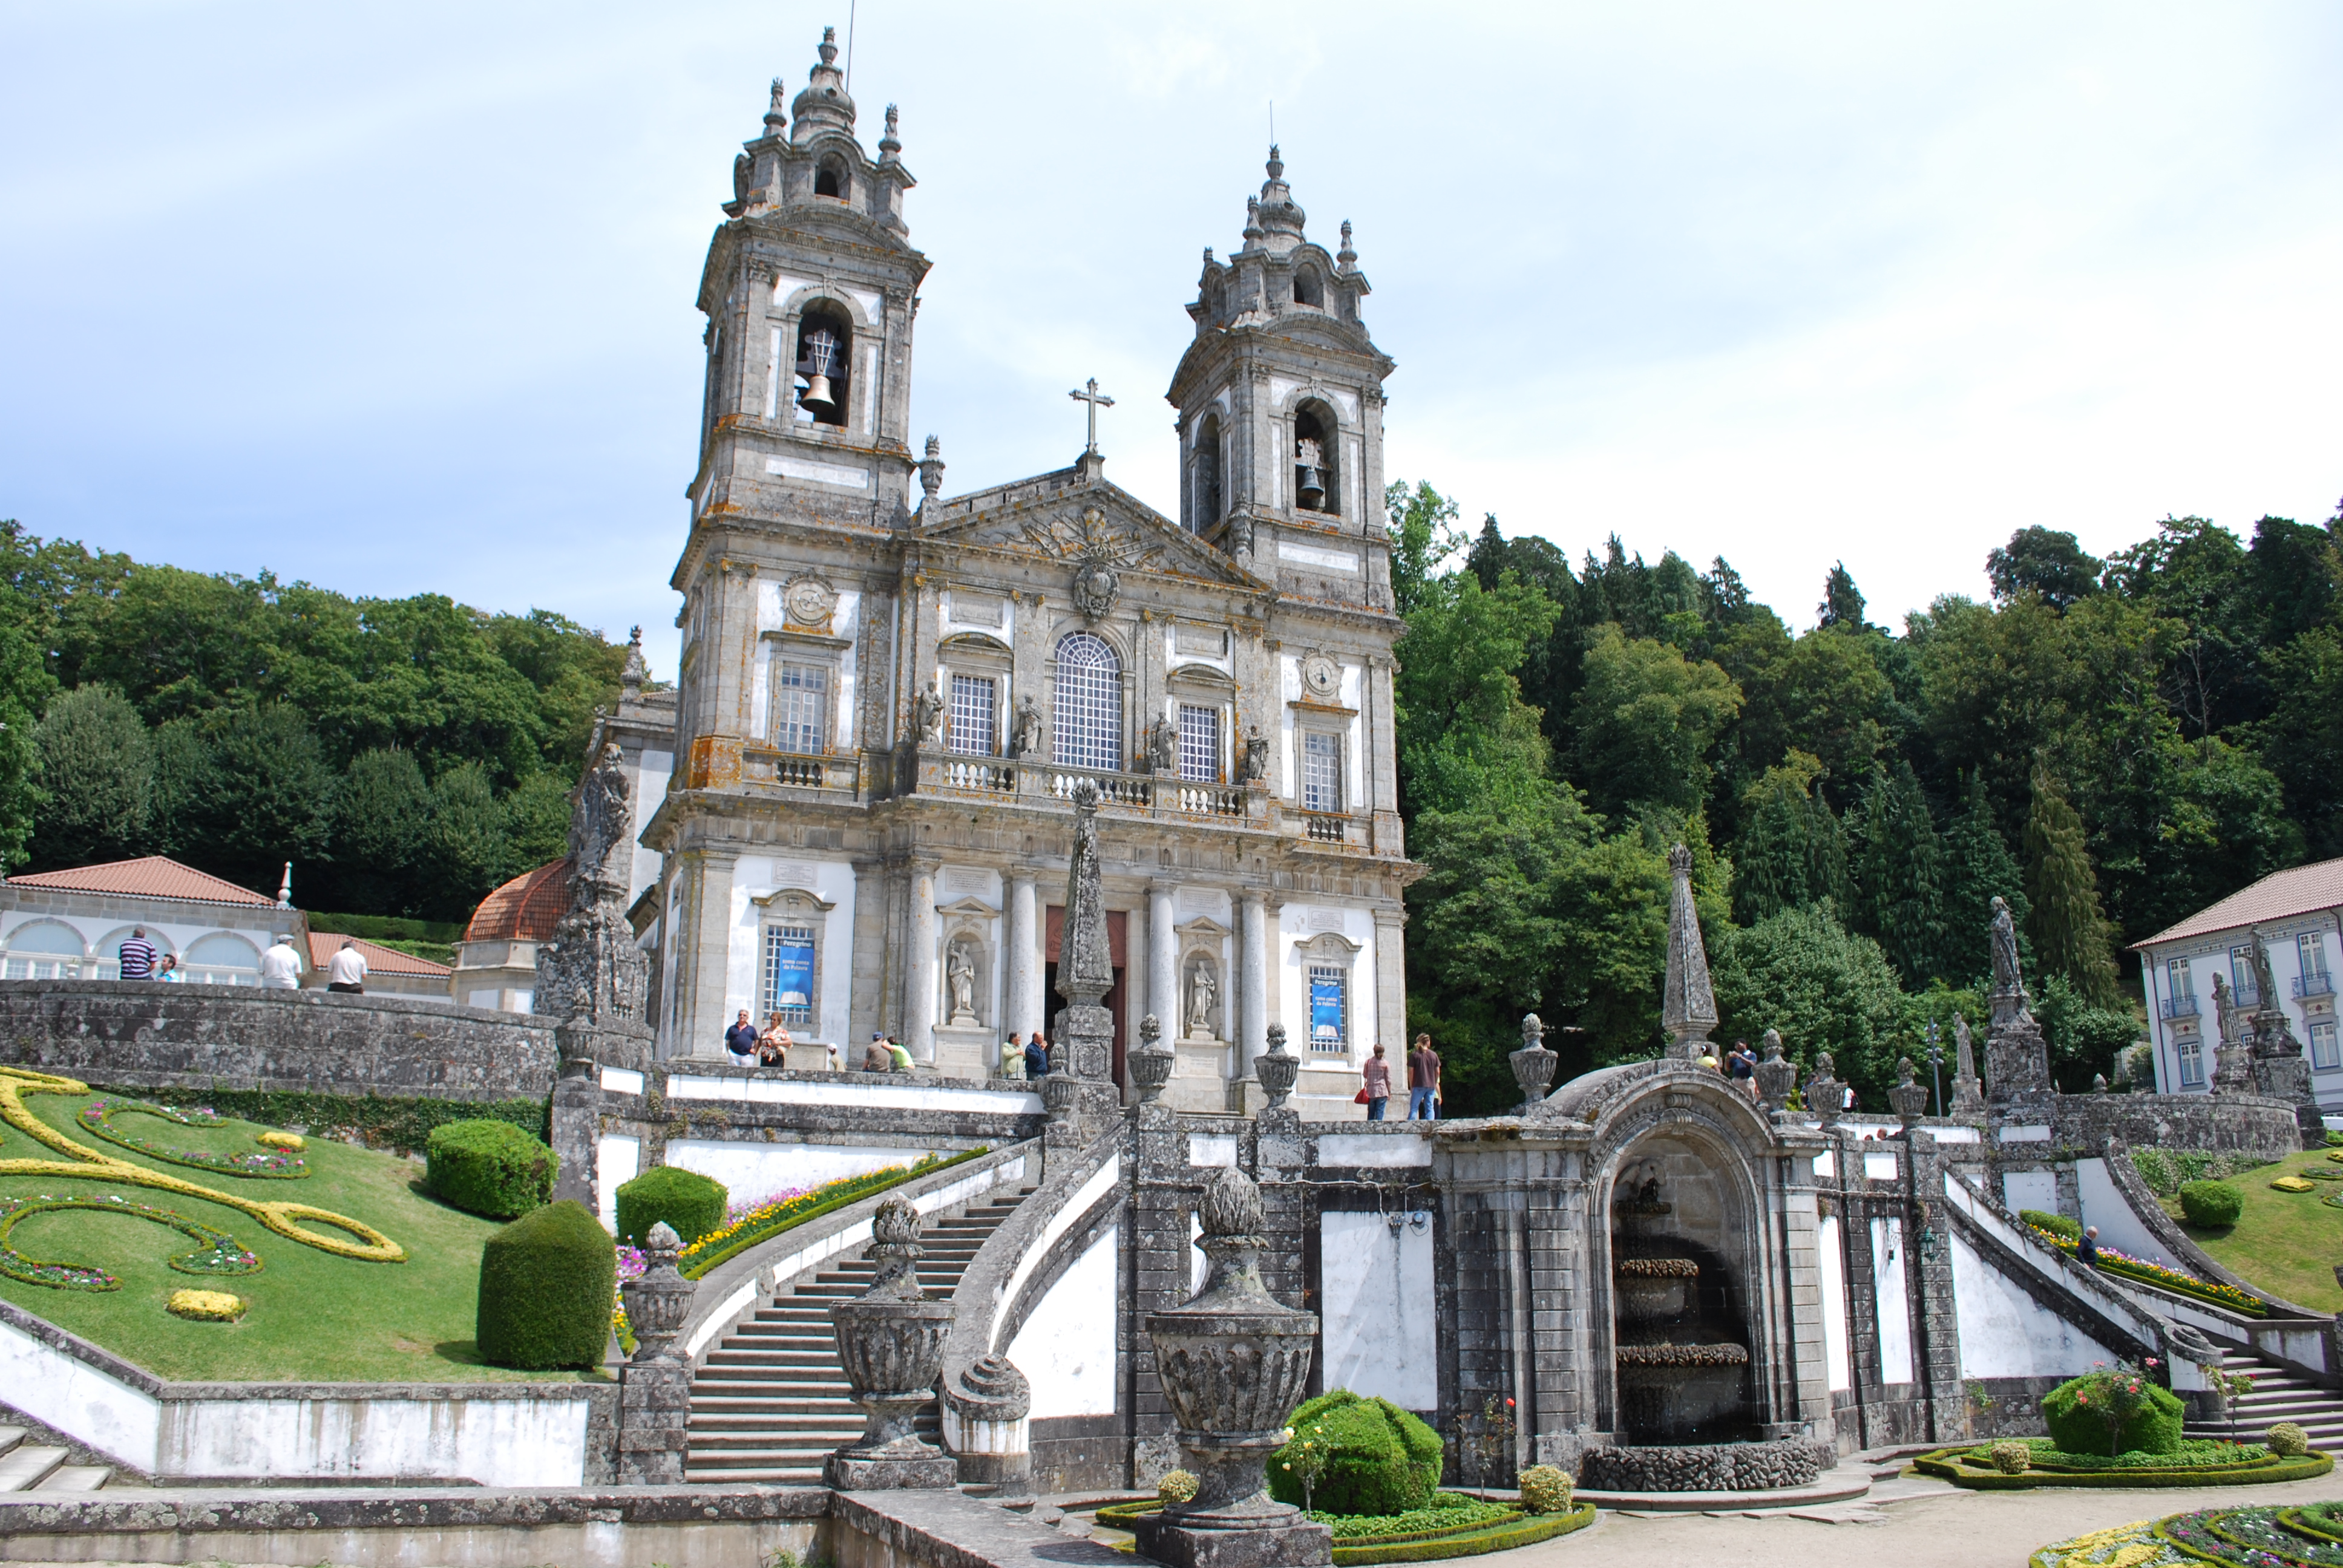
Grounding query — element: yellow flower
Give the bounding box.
[166,1289,246,1322]
[255,1131,306,1151]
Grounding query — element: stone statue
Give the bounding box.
[1989,896,2024,996]
[1185,960,1217,1040]
[1950,1012,1985,1115]
[1145,716,1178,773]
[2212,973,2238,1044]
[1235,724,1269,785]
[946,944,977,1025]
[913,679,945,746]
[2249,932,2279,1013]
[1008,696,1044,759]
[535,743,650,1034]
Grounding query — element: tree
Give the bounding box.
[1569,626,1741,817]
[2024,772,2122,1006]
[2033,975,2141,1091]
[1385,480,1468,617]
[1848,761,1947,986]
[1940,773,2028,985]
[28,684,152,870]
[1711,903,1910,1107]
[0,609,52,872]
[1731,753,1846,926]
[1817,562,1868,630]
[1394,569,1562,818]
[317,748,434,916]
[1987,527,2103,609]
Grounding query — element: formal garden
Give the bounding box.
[2031,1503,2343,1568]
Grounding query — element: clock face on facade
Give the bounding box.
[1302,653,1340,701]
[785,577,836,628]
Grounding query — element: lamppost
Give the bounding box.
[1925,1019,1944,1120]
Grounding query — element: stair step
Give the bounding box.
[0,1446,68,1493]
[34,1466,108,1493]
[0,1428,22,1458]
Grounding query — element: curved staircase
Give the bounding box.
[2184,1347,2343,1452]
[682,1188,1032,1486]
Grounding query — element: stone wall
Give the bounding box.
[2054,1091,2307,1161]
[0,979,556,1102]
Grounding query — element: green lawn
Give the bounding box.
[0,1088,606,1385]
[2166,1155,2343,1315]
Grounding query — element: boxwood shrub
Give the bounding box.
[426,1119,558,1220]
[2179,1179,2245,1229]
[476,1199,615,1370]
[1269,1390,1443,1516]
[614,1165,729,1247]
[2042,1371,2183,1457]
[2019,1209,2080,1242]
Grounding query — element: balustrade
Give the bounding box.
[2296,972,2336,999]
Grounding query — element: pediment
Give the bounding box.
[922,479,1266,593]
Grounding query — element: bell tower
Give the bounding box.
[1165,148,1397,610]
[686,28,930,531]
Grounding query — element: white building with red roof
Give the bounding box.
[2133,856,2343,1105]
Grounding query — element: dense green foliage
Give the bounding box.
[1270,1390,1444,1516]
[2180,1179,2246,1229]
[613,1165,728,1247]
[2020,1209,2082,1242]
[2040,1373,2185,1457]
[475,1200,615,1371]
[425,1119,559,1220]
[114,1085,548,1154]
[0,518,627,918]
[1396,483,2340,1112]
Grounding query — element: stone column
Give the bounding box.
[677,849,738,1059]
[1238,889,1270,1060]
[1150,883,1179,1037]
[1006,873,1040,1044]
[906,861,939,1064]
[1371,905,1406,1058]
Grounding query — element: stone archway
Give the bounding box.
[1605,1126,1761,1445]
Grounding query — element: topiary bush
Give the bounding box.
[2020,1209,2082,1242]
[613,1164,728,1247]
[2179,1179,2245,1229]
[426,1119,558,1220]
[2269,1422,2311,1457]
[476,1199,615,1370]
[2042,1368,2184,1457]
[1268,1390,1443,1516]
[1989,1440,2032,1475]
[1518,1464,1573,1513]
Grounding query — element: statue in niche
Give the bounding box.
[1989,895,2025,995]
[1144,717,1178,774]
[1008,696,1044,759]
[913,679,945,746]
[1186,959,1218,1040]
[946,942,978,1025]
[1235,724,1270,785]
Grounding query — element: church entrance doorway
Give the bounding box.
[1044,906,1128,1088]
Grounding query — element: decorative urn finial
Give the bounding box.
[1509,1013,1557,1108]
[824,1194,956,1487]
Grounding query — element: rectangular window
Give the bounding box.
[772,662,828,754]
[2178,1036,2204,1087]
[2232,944,2261,1007]
[762,924,816,1028]
[1178,704,1221,783]
[949,674,997,756]
[1302,731,1343,813]
[2168,957,2194,999]
[2315,1021,2342,1072]
[1308,965,1347,1053]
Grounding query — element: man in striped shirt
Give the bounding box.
[117,929,157,980]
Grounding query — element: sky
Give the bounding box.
[4,3,2339,682]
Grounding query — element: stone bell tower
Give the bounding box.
[1165,148,1397,612]
[686,27,929,532]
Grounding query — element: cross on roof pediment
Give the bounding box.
[920,473,1266,592]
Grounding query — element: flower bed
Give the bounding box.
[1614,1258,1699,1278]
[1614,1342,1749,1368]
[1918,1440,2330,1489]
[676,1146,988,1278]
[2028,1516,2192,1568]
[2027,1225,2269,1316]
[2153,1504,2343,1568]
[0,1193,263,1290]
[1095,1497,1596,1564]
[77,1099,309,1179]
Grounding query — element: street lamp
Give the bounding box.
[1925,1018,1944,1120]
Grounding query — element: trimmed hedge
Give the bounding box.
[1270,1390,1444,1517]
[427,1119,559,1220]
[2019,1209,2081,1242]
[678,1148,988,1279]
[105,1084,549,1154]
[1332,1503,1596,1564]
[476,1199,615,1370]
[1914,1447,2331,1490]
[614,1165,727,1247]
[2180,1179,2245,1229]
[2043,1373,2183,1457]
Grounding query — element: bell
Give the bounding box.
[800,373,836,413]
[1296,465,1325,510]
[797,327,841,414]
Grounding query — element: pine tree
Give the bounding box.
[1732,754,1848,925]
[1818,562,1869,630]
[1941,772,2028,985]
[1849,761,1946,985]
[2024,771,2122,1006]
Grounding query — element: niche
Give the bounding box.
[794,302,853,428]
[814,154,850,200]
[1293,403,1337,515]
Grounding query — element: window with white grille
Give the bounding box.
[1178,705,1221,782]
[762,924,817,1028]
[1052,633,1121,773]
[2314,1021,2341,1072]
[1302,731,1343,813]
[1308,964,1348,1053]
[772,662,828,754]
[949,674,997,756]
[2178,1036,2204,1087]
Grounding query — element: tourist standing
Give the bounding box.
[1727,1040,1757,1096]
[326,940,367,995]
[1407,1034,1441,1121]
[117,929,157,981]
[1360,1044,1392,1122]
[1024,1030,1050,1082]
[757,1011,792,1066]
[725,1009,760,1065]
[258,934,301,990]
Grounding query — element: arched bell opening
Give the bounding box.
[1292,402,1338,515]
[1605,1127,1762,1446]
[814,154,851,200]
[793,302,853,428]
[1194,411,1224,533]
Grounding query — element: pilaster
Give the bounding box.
[906,860,940,1063]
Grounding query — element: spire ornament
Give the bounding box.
[1660,843,1719,1059]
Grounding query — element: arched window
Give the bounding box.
[814,155,850,200]
[3,920,85,979]
[1293,402,1338,515]
[183,932,263,987]
[1293,267,1324,309]
[1194,413,1222,532]
[793,303,852,429]
[1052,633,1122,773]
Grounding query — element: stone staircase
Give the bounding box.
[2184,1348,2343,1452]
[682,1191,1030,1486]
[0,1426,108,1492]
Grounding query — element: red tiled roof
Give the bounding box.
[2133,857,2343,949]
[307,933,451,978]
[8,856,275,907]
[464,859,572,943]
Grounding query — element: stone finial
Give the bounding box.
[789,25,857,145]
[917,434,946,507]
[1805,1051,1843,1118]
[819,24,838,66]
[621,625,646,697]
[1660,843,1718,1058]
[620,1221,696,1364]
[1888,1056,1929,1130]
[1338,219,1357,269]
[1254,1022,1298,1111]
[1200,1165,1265,1240]
[2092,1073,2109,1094]
[1510,1013,1558,1109]
[880,103,902,160]
[1132,1013,1176,1105]
[1754,1028,1797,1112]
[827,1192,955,1487]
[764,76,789,136]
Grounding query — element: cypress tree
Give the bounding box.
[1849,761,1946,985]
[1941,772,2028,985]
[2024,771,2122,1006]
[1733,784,1807,926]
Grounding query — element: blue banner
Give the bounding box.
[1309,976,1343,1047]
[772,939,815,1011]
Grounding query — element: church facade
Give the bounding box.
[640,31,1416,1114]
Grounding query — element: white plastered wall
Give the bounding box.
[1817,1212,1852,1393]
[724,855,856,1045]
[1006,1226,1119,1418]
[1318,1211,1437,1410]
[1872,1217,1915,1384]
[1948,1231,2118,1379]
